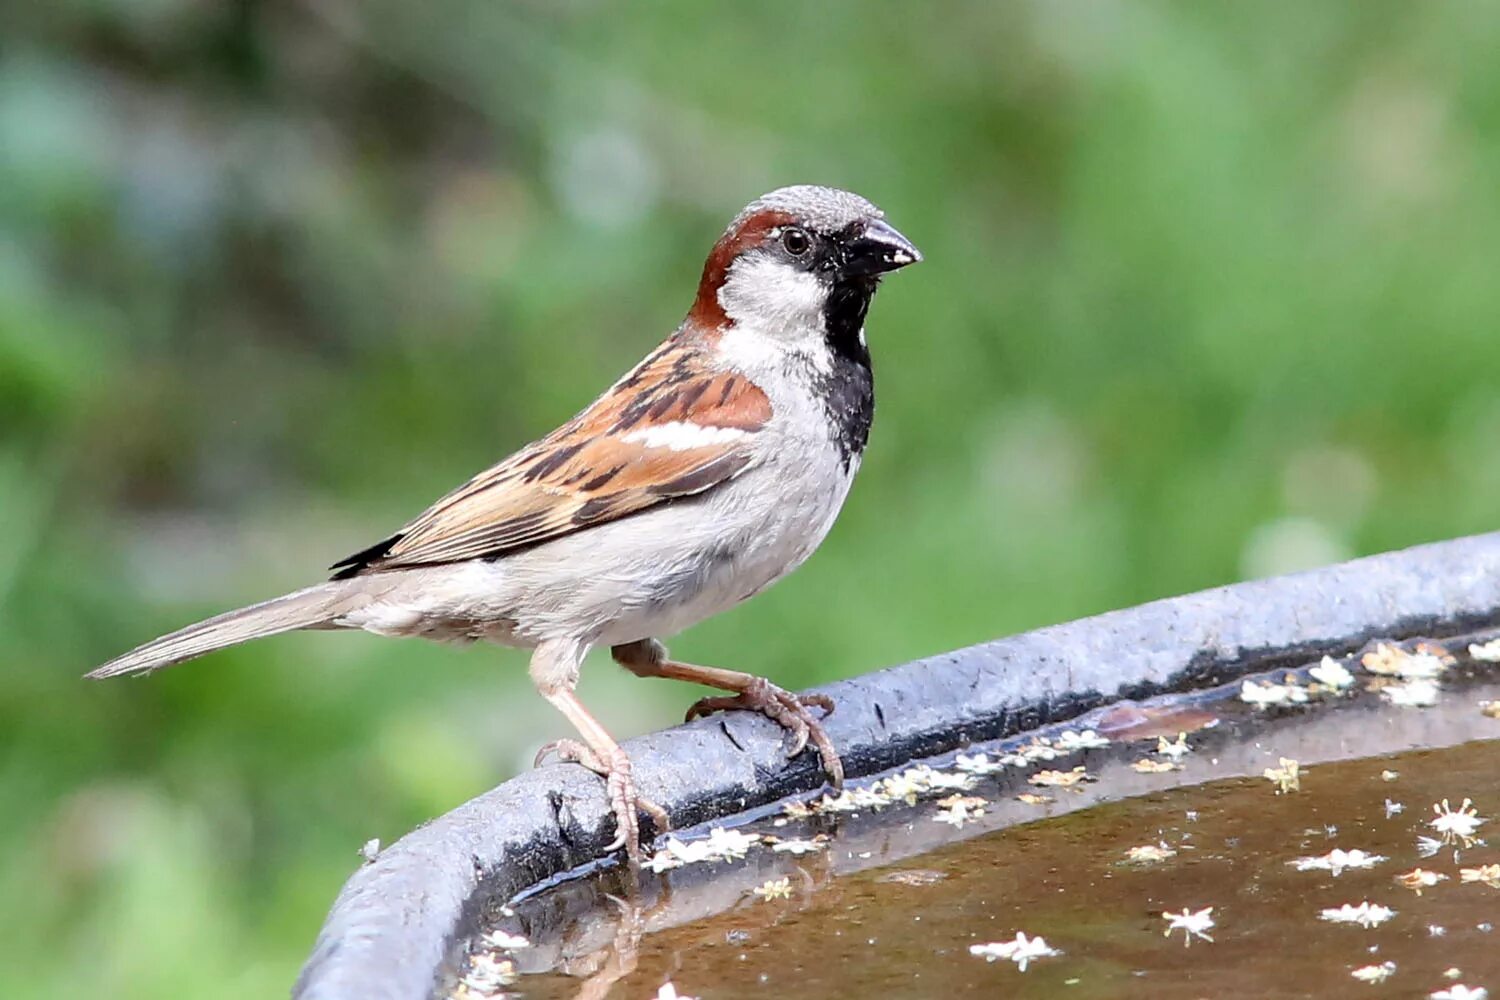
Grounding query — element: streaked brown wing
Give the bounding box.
[331,338,771,576]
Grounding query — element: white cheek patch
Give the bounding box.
[620,422,749,451]
[717,254,827,331]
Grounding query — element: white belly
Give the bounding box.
[340,440,856,650]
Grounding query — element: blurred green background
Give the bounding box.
[4,1,1500,995]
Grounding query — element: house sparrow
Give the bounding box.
[89,185,921,863]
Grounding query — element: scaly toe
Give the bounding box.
[543,742,657,862]
[802,693,836,716]
[605,765,642,864]
[781,709,812,757]
[683,694,740,723]
[813,728,844,787]
[638,795,671,834]
[534,737,603,771]
[685,680,844,786]
[785,698,842,784]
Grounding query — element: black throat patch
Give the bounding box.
[817,275,878,469]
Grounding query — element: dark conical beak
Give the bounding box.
[840,218,923,277]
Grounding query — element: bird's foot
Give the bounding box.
[535,739,670,863]
[685,676,844,787]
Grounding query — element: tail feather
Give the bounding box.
[86,582,356,679]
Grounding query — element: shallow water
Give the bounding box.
[458,644,1500,999]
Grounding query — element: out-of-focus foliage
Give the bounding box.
[3,1,1499,994]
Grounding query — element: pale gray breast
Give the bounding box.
[590,430,853,644]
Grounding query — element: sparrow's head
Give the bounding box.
[689,185,921,341]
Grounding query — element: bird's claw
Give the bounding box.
[686,677,843,787]
[534,739,669,863]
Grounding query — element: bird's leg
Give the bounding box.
[530,641,668,865]
[612,638,843,787]
[563,893,646,1000]
[535,734,671,833]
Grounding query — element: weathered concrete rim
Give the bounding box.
[294,531,1500,1000]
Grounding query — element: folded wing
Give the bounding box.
[331,340,771,576]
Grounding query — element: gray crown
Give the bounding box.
[734,185,884,235]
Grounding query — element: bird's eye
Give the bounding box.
[780,227,811,257]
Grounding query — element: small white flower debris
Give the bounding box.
[1352,961,1398,984]
[1481,701,1500,719]
[887,870,954,892]
[876,868,948,886]
[1431,987,1488,1000]
[644,827,762,872]
[934,794,988,828]
[1386,799,1405,818]
[752,877,793,901]
[643,838,700,873]
[1310,656,1356,690]
[1459,863,1500,888]
[705,827,760,859]
[461,952,518,994]
[937,793,988,809]
[1383,679,1440,708]
[814,786,890,814]
[1431,799,1486,847]
[1264,758,1301,794]
[480,929,531,950]
[1016,792,1053,805]
[873,770,924,805]
[1156,733,1193,759]
[1416,642,1458,667]
[1029,766,1092,789]
[1291,849,1387,876]
[781,799,816,819]
[1056,729,1110,751]
[1362,642,1452,679]
[1417,836,1445,859]
[1396,868,1449,895]
[1381,769,1400,782]
[1132,757,1180,774]
[880,764,977,799]
[1374,646,1430,676]
[1241,679,1308,708]
[1124,843,1178,864]
[954,752,1006,775]
[359,838,381,862]
[654,983,700,1000]
[920,767,981,791]
[1014,740,1062,761]
[968,932,1062,971]
[1162,906,1215,946]
[1430,925,1448,937]
[768,834,829,855]
[1470,638,1500,662]
[1320,902,1396,928]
